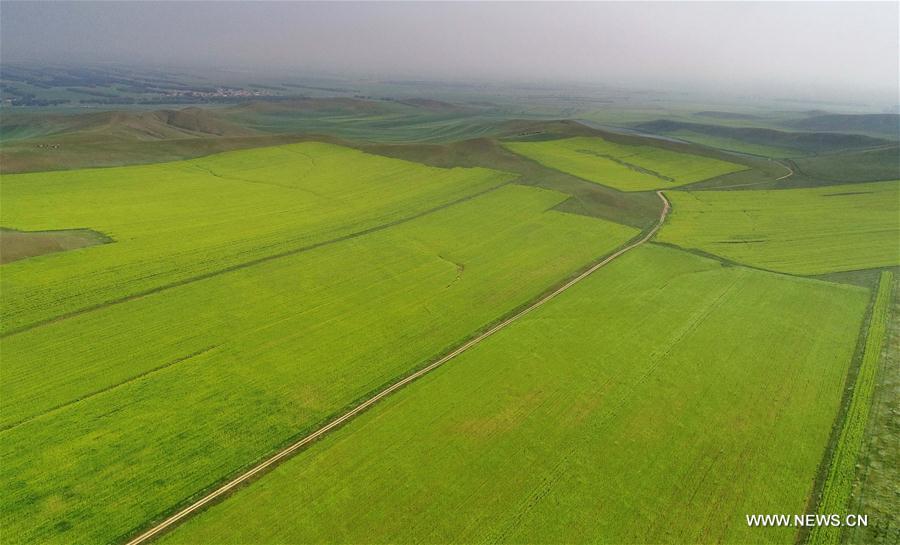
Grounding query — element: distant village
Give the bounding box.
[162,87,275,99]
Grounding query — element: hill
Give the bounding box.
[784,114,899,139]
[635,119,892,155]
[0,107,256,143]
[694,110,761,120]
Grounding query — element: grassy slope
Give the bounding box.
[792,145,900,184]
[360,137,663,230]
[783,114,900,140]
[161,245,868,545]
[809,272,893,545]
[659,128,799,157]
[0,107,278,173]
[503,136,747,191]
[0,131,316,173]
[0,142,513,334]
[633,120,892,155]
[0,110,667,231]
[222,99,513,144]
[0,101,526,173]
[0,185,637,545]
[658,181,900,275]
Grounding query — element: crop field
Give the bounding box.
[1,98,896,545]
[0,142,515,334]
[503,136,746,191]
[159,245,869,545]
[658,180,900,275]
[1,178,637,544]
[2,2,900,542]
[810,271,893,545]
[845,271,900,544]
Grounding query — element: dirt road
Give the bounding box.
[123,190,671,545]
[774,160,794,181]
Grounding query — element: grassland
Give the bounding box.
[793,145,900,183]
[809,271,894,545]
[159,244,868,545]
[503,136,746,191]
[633,120,893,156]
[658,181,900,275]
[652,128,800,157]
[0,103,512,173]
[222,99,515,143]
[0,180,637,544]
[0,142,515,334]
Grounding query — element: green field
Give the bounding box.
[658,181,900,275]
[793,146,900,183]
[160,245,868,545]
[1,94,895,545]
[810,271,893,545]
[0,180,636,544]
[662,129,801,157]
[221,99,515,143]
[503,136,747,191]
[845,270,900,544]
[0,142,515,334]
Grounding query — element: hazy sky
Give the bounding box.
[2,1,898,103]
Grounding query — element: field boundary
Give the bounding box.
[120,190,670,545]
[805,271,894,545]
[1,182,509,339]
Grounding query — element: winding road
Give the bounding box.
[774,160,794,181]
[123,190,671,545]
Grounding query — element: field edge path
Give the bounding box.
[121,190,671,545]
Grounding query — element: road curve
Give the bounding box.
[774,160,794,181]
[123,190,671,545]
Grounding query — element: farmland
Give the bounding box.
[658,181,900,275]
[160,245,869,545]
[0,142,514,334]
[503,136,747,191]
[845,271,900,544]
[1,174,637,543]
[1,82,897,545]
[810,271,894,545]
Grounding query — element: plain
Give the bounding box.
[160,245,869,545]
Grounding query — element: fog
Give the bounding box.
[2,1,898,104]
